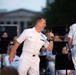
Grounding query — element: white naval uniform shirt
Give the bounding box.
[68,23,76,45]
[68,23,76,69]
[17,27,49,58]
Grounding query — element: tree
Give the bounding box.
[43,0,76,30]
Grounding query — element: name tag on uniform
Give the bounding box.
[30,36,32,38]
[40,39,44,42]
[14,60,19,62]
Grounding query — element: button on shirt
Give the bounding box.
[17,27,49,55]
[68,23,76,45]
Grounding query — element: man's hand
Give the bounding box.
[9,41,20,63]
[46,32,54,51]
[9,54,15,63]
[49,32,54,40]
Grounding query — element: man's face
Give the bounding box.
[62,47,68,54]
[37,18,46,31]
[54,35,60,41]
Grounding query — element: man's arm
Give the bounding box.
[9,41,20,63]
[46,41,53,51]
[68,37,73,51]
[46,32,54,51]
[68,37,73,60]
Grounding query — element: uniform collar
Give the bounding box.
[33,27,41,35]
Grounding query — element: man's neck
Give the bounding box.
[35,26,41,33]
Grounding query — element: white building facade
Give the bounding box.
[0,9,40,37]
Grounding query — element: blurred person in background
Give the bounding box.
[0,32,9,68]
[54,33,62,42]
[1,66,19,75]
[46,50,56,75]
[13,36,17,44]
[1,32,8,38]
[0,54,1,69]
[3,45,19,69]
[45,30,56,75]
[64,33,68,42]
[57,46,74,75]
[10,36,18,45]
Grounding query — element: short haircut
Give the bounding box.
[35,16,46,25]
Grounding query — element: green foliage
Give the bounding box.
[43,0,76,30]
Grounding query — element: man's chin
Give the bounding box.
[40,27,45,31]
[41,29,44,31]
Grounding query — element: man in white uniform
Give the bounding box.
[68,23,76,71]
[9,17,54,75]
